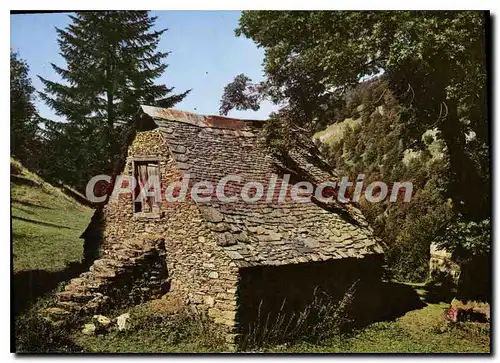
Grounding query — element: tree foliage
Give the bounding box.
[221,11,490,277]
[11,50,40,168]
[219,74,262,116]
[320,79,454,280]
[39,11,189,188]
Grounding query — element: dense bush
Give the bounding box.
[320,79,454,281]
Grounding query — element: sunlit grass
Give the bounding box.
[267,303,489,353]
[313,117,362,146]
[11,158,93,272]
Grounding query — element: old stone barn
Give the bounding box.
[54,105,387,346]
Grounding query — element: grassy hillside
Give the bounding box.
[11,158,93,272]
[313,117,362,147]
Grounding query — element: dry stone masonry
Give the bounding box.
[44,105,386,346]
[44,236,167,321]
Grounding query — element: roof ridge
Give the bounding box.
[140,105,266,131]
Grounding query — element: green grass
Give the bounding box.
[74,326,225,353]
[266,303,489,353]
[313,117,362,146]
[17,294,490,353]
[72,300,228,353]
[67,299,489,354]
[11,158,93,272]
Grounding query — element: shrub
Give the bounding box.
[124,308,226,351]
[241,283,356,350]
[15,307,82,353]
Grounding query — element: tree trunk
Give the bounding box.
[440,98,485,219]
[106,58,115,169]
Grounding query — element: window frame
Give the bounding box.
[131,157,162,219]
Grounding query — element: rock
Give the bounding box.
[223,310,237,320]
[255,226,267,235]
[82,323,96,335]
[190,294,203,304]
[198,236,206,243]
[171,145,187,154]
[208,271,219,279]
[56,301,80,311]
[204,296,215,306]
[353,242,366,249]
[256,231,282,242]
[209,222,229,232]
[43,307,70,317]
[225,250,244,260]
[229,224,241,233]
[235,231,249,243]
[116,313,130,331]
[216,232,237,247]
[93,315,111,328]
[303,237,319,248]
[200,206,224,223]
[174,154,188,162]
[337,250,348,258]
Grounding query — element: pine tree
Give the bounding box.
[11,50,39,167]
[39,11,189,188]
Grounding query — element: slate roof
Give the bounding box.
[140,105,384,267]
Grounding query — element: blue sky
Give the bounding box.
[10,11,278,121]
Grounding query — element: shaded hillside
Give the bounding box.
[314,78,453,281]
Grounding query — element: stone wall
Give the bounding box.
[46,123,390,348]
[45,237,167,320]
[101,128,240,334]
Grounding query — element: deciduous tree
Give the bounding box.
[221,11,490,280]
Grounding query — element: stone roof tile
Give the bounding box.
[140,106,385,266]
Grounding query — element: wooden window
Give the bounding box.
[133,160,161,217]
